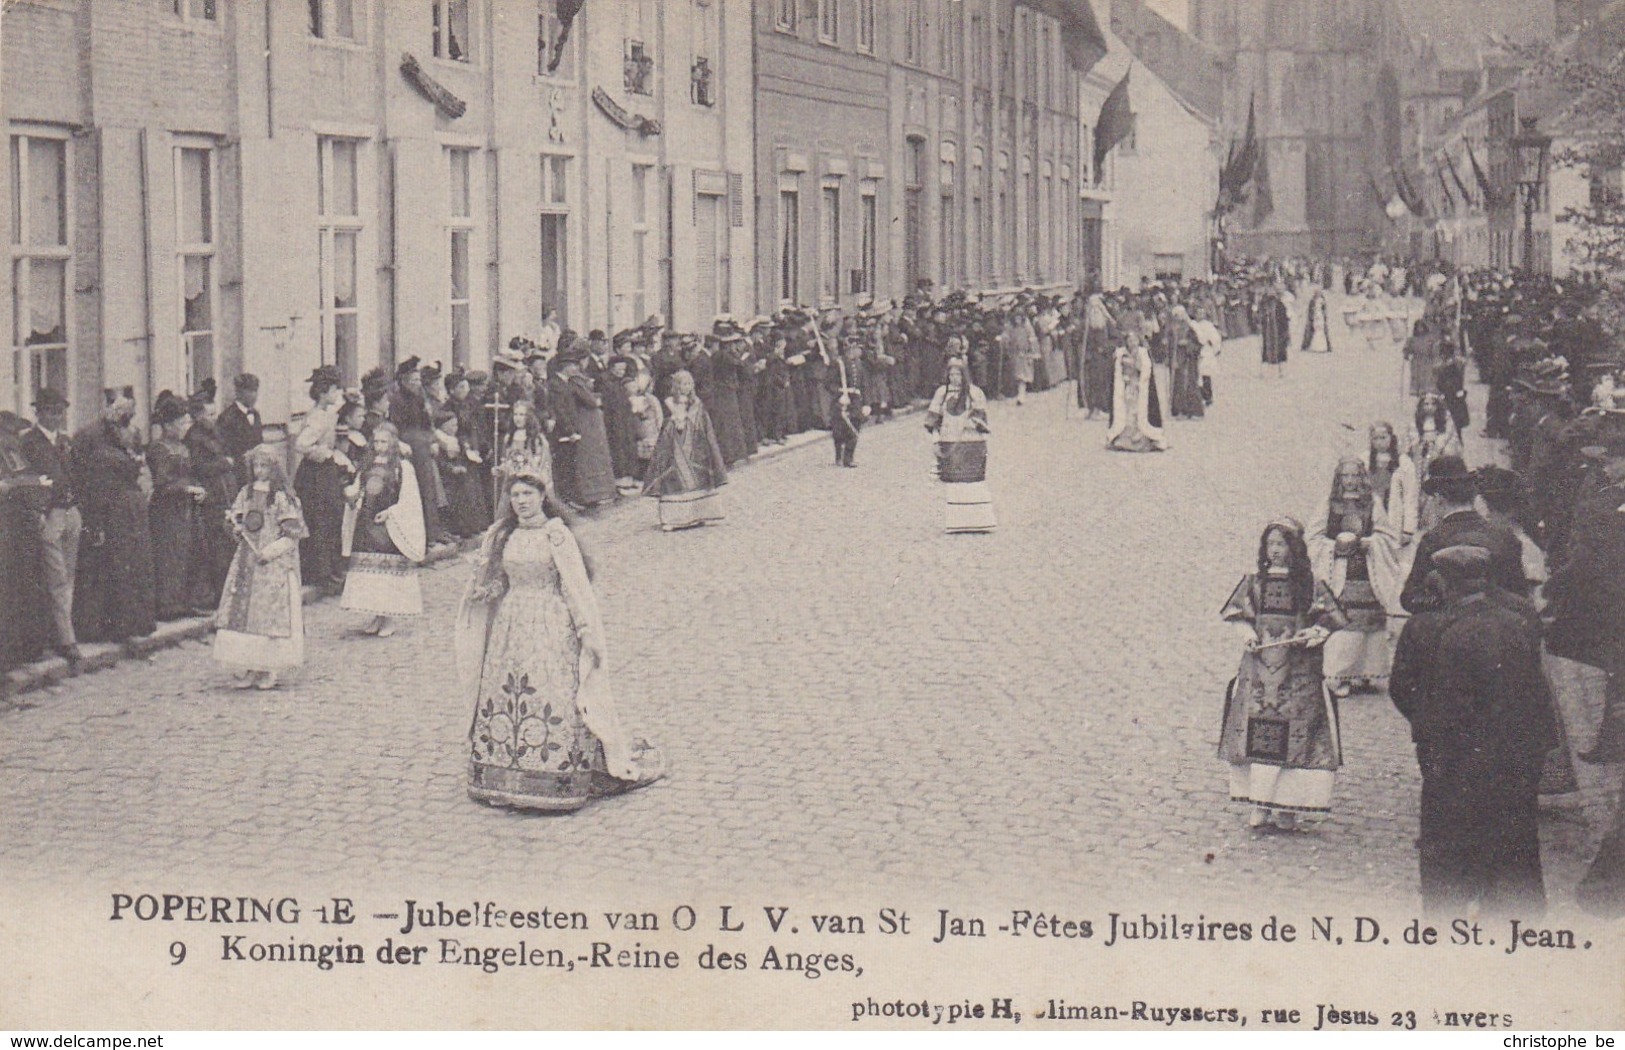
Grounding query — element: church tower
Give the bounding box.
[1189,0,1403,257]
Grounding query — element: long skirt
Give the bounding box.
[1084,350,1115,414]
[341,552,423,616]
[0,492,49,670]
[151,494,200,619]
[214,548,304,672]
[467,570,622,811]
[1219,656,1341,815]
[574,410,619,506]
[657,489,725,531]
[188,501,237,611]
[295,459,347,586]
[74,493,156,643]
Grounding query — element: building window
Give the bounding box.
[540,154,570,327]
[996,153,1011,278]
[318,137,362,379]
[447,148,475,366]
[432,0,470,62]
[970,11,987,86]
[310,0,358,40]
[818,0,838,43]
[776,0,797,32]
[969,149,984,286]
[175,144,218,395]
[630,163,652,322]
[692,0,717,105]
[859,187,878,298]
[624,39,654,96]
[857,0,875,52]
[820,181,841,303]
[1023,164,1037,277]
[538,0,576,77]
[9,133,70,411]
[940,0,962,78]
[779,187,800,304]
[903,0,924,65]
[174,0,217,21]
[940,156,956,289]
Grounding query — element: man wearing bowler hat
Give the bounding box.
[20,388,81,665]
[1400,455,1526,613]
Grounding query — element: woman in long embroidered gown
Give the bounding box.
[1300,287,1333,353]
[1411,393,1464,532]
[641,369,728,531]
[1168,305,1206,419]
[213,446,308,690]
[1307,459,1406,697]
[341,421,426,638]
[1367,421,1420,547]
[1106,334,1168,452]
[1082,293,1117,417]
[925,356,994,534]
[457,469,666,811]
[1218,518,1348,830]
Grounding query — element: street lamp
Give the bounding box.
[1513,116,1552,273]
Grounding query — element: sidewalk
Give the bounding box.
[1,400,923,702]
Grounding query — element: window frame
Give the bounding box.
[856,0,876,53]
[174,0,219,25]
[818,0,839,45]
[175,139,220,397]
[630,162,654,324]
[431,0,473,64]
[539,152,571,328]
[859,184,878,300]
[537,0,578,78]
[317,136,363,379]
[309,0,361,42]
[446,146,477,366]
[9,128,73,416]
[775,0,798,33]
[778,185,801,306]
[819,178,842,305]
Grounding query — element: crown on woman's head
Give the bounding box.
[1267,515,1304,536]
[500,448,553,491]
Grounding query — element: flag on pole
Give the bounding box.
[549,0,587,73]
[1445,151,1474,208]
[1467,139,1501,208]
[1217,94,1259,213]
[1252,142,1274,226]
[1093,68,1135,184]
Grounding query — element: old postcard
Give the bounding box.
[1,0,1622,1032]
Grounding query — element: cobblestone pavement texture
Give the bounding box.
[2,296,1619,911]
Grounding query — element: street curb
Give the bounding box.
[1,401,928,703]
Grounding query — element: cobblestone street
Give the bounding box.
[2,298,1618,911]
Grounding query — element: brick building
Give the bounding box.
[2,0,754,430]
[751,0,1110,314]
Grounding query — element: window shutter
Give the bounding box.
[729,172,744,227]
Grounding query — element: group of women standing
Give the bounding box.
[1217,410,1454,831]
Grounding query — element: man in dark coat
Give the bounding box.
[593,331,638,487]
[1390,544,1555,917]
[70,394,156,643]
[20,387,81,663]
[827,336,870,468]
[1401,456,1526,612]
[547,354,581,507]
[216,373,263,490]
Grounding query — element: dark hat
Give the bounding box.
[151,390,188,426]
[188,378,218,414]
[608,354,637,373]
[464,369,489,385]
[396,356,421,376]
[308,364,344,391]
[420,360,443,384]
[1432,544,1492,577]
[31,388,69,411]
[233,373,260,392]
[1422,455,1475,496]
[1473,465,1522,499]
[611,329,635,349]
[588,329,608,342]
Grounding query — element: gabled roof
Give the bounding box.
[1107,0,1222,120]
[1399,0,1555,71]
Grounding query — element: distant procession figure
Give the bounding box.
[1301,288,1333,353]
[1081,293,1117,418]
[457,470,666,812]
[1106,336,1168,453]
[340,421,426,637]
[641,369,728,531]
[1218,517,1347,831]
[925,356,995,535]
[213,446,309,690]
[1259,286,1292,375]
